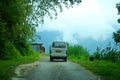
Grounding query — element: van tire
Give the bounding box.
[50,57,53,62]
[64,57,67,62]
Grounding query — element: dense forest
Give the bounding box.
[0,0,81,60]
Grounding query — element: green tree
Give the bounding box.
[113,30,120,45]
[0,0,81,59]
[0,0,34,59]
[94,47,101,60]
[28,0,81,25]
[116,2,120,22]
[67,43,90,59]
[112,2,120,45]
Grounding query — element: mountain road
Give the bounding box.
[12,56,100,80]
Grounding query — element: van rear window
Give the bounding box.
[52,42,66,48]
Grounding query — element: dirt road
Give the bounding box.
[12,56,100,80]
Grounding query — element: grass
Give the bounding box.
[40,53,50,56]
[0,53,40,80]
[68,56,120,80]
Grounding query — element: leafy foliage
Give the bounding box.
[67,43,90,60]
[116,2,120,22]
[28,0,81,25]
[0,0,81,60]
[109,2,120,59]
[0,52,40,80]
[113,29,120,45]
[0,0,34,59]
[114,2,120,46]
[94,44,120,62]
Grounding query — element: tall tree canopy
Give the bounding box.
[0,0,81,59]
[112,2,120,45]
[28,0,81,25]
[116,2,120,22]
[113,30,120,45]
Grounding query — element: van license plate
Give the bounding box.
[56,50,61,53]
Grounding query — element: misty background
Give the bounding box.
[34,0,120,54]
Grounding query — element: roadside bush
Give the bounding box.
[67,44,90,60]
[14,40,34,56]
[0,52,40,80]
[0,41,22,60]
[94,45,120,62]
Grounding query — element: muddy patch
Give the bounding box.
[12,61,39,80]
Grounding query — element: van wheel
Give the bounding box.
[64,57,67,62]
[50,57,53,62]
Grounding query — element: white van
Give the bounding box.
[50,41,67,62]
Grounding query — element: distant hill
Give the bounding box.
[33,31,115,54]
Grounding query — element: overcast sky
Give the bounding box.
[36,0,120,53]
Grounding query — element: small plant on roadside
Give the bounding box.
[94,43,120,62]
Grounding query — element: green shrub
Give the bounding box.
[0,52,40,80]
[67,44,90,60]
[0,41,22,60]
[94,44,120,62]
[14,40,34,56]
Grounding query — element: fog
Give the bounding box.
[35,0,120,53]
